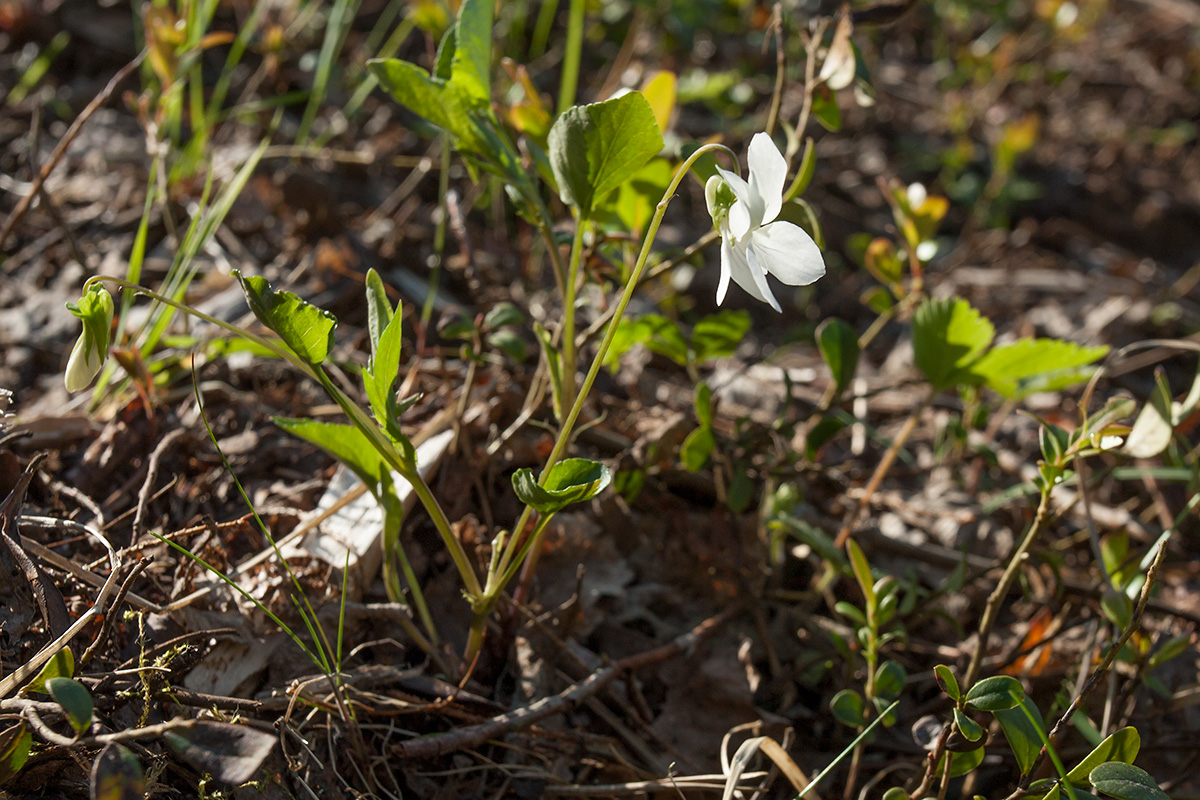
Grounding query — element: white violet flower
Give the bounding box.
[64,285,114,393]
[706,133,825,311]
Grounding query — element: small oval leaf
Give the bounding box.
[954,709,984,742]
[46,677,93,735]
[830,689,864,728]
[874,660,907,701]
[1089,763,1169,800]
[934,664,960,702]
[965,675,1024,711]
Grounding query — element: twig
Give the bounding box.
[390,603,742,759]
[81,560,148,667]
[133,428,187,541]
[0,50,147,253]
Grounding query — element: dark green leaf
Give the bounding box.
[548,92,664,217]
[812,85,842,131]
[694,382,713,429]
[965,675,1023,711]
[938,746,984,778]
[23,646,74,695]
[164,721,277,785]
[882,788,909,800]
[805,416,846,460]
[91,743,145,800]
[912,297,994,390]
[725,468,753,513]
[690,310,751,364]
[487,330,527,362]
[995,701,1044,775]
[816,317,860,394]
[874,660,907,700]
[1089,763,1168,800]
[235,271,336,366]
[830,689,864,728]
[1148,634,1191,669]
[46,677,92,735]
[955,709,984,742]
[934,664,960,701]
[512,458,612,515]
[483,302,524,331]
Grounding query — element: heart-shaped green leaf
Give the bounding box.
[512,458,612,515]
[1089,763,1168,800]
[46,677,92,735]
[548,92,664,217]
[964,675,1023,711]
[235,272,336,366]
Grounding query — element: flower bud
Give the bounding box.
[64,285,114,392]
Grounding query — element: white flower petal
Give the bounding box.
[721,240,773,309]
[64,333,101,393]
[750,222,826,286]
[717,240,735,305]
[747,133,786,225]
[717,166,754,240]
[743,245,783,312]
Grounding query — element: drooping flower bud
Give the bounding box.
[64,285,114,392]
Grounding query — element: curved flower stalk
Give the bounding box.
[706,133,826,311]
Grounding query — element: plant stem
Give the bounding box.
[560,218,586,415]
[963,486,1053,688]
[557,0,585,115]
[470,143,737,660]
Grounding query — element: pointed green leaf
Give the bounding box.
[23,645,75,695]
[46,677,92,735]
[364,268,394,356]
[1089,763,1168,800]
[1066,728,1141,784]
[830,689,864,728]
[846,539,875,613]
[548,92,664,217]
[448,0,493,102]
[91,742,145,800]
[912,297,995,390]
[973,338,1108,399]
[816,317,860,394]
[367,58,485,152]
[483,302,524,331]
[694,382,713,429]
[512,458,612,515]
[235,271,336,366]
[934,664,960,701]
[965,675,1024,711]
[274,418,388,490]
[995,702,1044,775]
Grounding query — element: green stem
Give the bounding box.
[557,0,585,115]
[796,700,901,800]
[485,142,737,609]
[560,217,587,415]
[1018,698,1078,800]
[963,486,1053,688]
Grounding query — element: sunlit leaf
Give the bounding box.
[512,458,612,515]
[235,271,336,366]
[973,338,1108,399]
[23,646,74,695]
[1123,369,1174,458]
[1089,763,1168,800]
[548,92,664,217]
[912,297,995,390]
[680,426,715,472]
[0,722,31,784]
[691,310,751,364]
[934,664,961,702]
